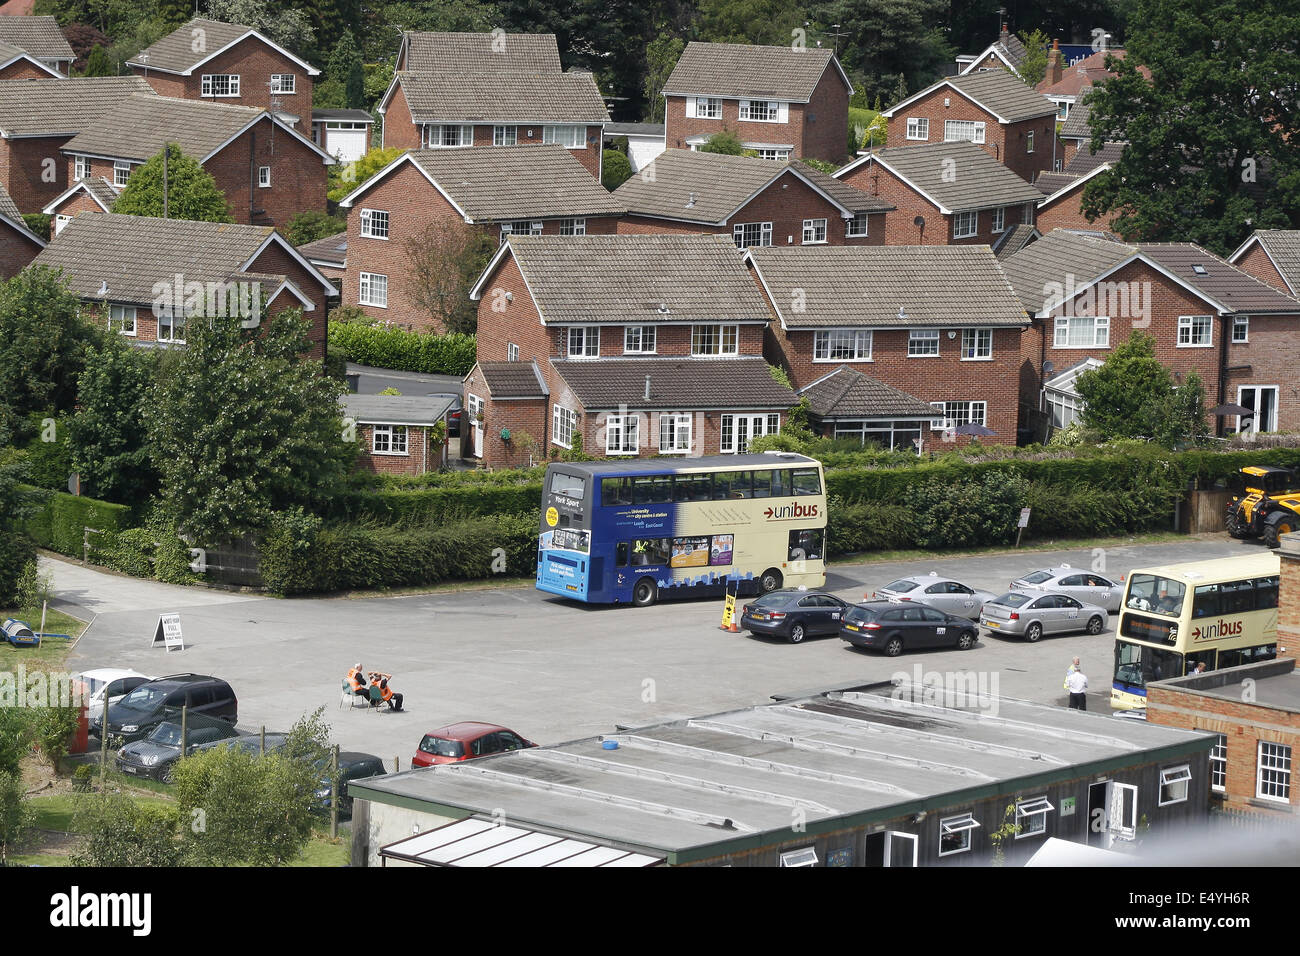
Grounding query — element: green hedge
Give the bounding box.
[21,486,133,556]
[327,323,476,376]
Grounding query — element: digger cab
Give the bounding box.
[1231,466,1299,497]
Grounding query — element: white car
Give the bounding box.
[1009,566,1124,613]
[75,669,155,714]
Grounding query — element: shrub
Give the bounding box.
[20,486,133,557]
[72,764,94,793]
[911,473,1030,550]
[284,212,345,246]
[602,149,632,190]
[326,322,476,375]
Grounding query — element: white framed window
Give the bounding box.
[991,206,1005,233]
[732,221,772,249]
[1210,734,1227,792]
[54,214,71,235]
[1027,130,1035,153]
[270,73,296,94]
[801,218,827,244]
[1014,796,1053,839]
[108,304,136,336]
[690,325,738,356]
[691,96,721,119]
[1232,315,1249,343]
[358,272,388,308]
[623,326,656,354]
[566,326,599,358]
[1158,765,1192,806]
[73,155,89,181]
[939,812,980,856]
[1177,314,1213,347]
[1257,741,1291,802]
[113,161,132,188]
[720,413,780,454]
[507,342,519,362]
[1053,315,1109,348]
[543,125,585,148]
[605,414,639,455]
[500,220,543,244]
[552,404,577,449]
[1022,203,1035,225]
[258,165,271,188]
[944,119,986,143]
[658,413,692,453]
[931,400,987,429]
[558,218,586,236]
[779,847,817,867]
[846,212,870,237]
[739,100,780,122]
[961,328,992,360]
[754,148,791,161]
[493,125,517,146]
[201,73,240,97]
[908,329,940,356]
[371,424,408,455]
[906,117,929,140]
[157,312,186,344]
[422,124,473,148]
[359,208,389,240]
[952,210,977,239]
[813,329,872,362]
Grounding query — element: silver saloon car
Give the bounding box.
[980,591,1109,642]
[1009,566,1123,613]
[872,574,997,621]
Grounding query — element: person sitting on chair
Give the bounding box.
[369,671,403,711]
[347,663,369,704]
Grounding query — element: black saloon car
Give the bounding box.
[839,601,980,656]
[740,588,849,643]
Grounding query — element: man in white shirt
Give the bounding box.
[1066,666,1089,710]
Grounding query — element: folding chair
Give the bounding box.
[340,678,364,710]
[368,685,384,713]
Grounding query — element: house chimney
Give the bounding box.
[999,22,1009,43]
[1045,39,1063,86]
[644,375,651,401]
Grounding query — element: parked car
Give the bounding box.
[75,669,155,715]
[427,392,463,437]
[839,600,979,656]
[1009,567,1124,613]
[90,673,238,745]
[871,574,997,620]
[191,732,291,757]
[980,591,1109,642]
[315,751,387,817]
[739,588,850,643]
[114,720,240,782]
[412,722,536,767]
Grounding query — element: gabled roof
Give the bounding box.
[662,41,850,102]
[1036,161,1114,208]
[1000,229,1137,313]
[745,245,1029,330]
[1138,243,1300,315]
[470,234,771,326]
[551,356,797,411]
[0,76,153,137]
[1033,172,1078,196]
[834,142,1044,214]
[1229,230,1300,297]
[613,149,890,225]
[127,18,319,76]
[31,212,336,306]
[0,179,44,246]
[1059,99,1093,140]
[384,70,609,124]
[884,69,1056,123]
[41,176,119,215]
[799,367,936,420]
[959,29,1029,75]
[339,145,624,222]
[478,360,548,399]
[992,223,1040,259]
[1037,49,1128,98]
[0,14,72,62]
[400,31,561,73]
[0,39,58,75]
[63,94,334,165]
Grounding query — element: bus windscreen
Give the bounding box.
[1124,573,1186,616]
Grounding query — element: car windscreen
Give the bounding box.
[119,684,168,711]
[147,724,183,746]
[992,592,1032,608]
[882,579,918,593]
[1020,571,1055,585]
[419,736,465,758]
[844,606,878,624]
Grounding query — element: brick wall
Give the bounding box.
[354,423,436,475]
[461,367,548,470]
[50,190,110,222]
[132,36,315,121]
[248,241,330,359]
[1278,541,1300,662]
[1,135,73,214]
[0,59,53,80]
[0,224,42,278]
[1231,242,1292,295]
[1036,183,1119,233]
[665,96,804,156]
[381,82,420,149]
[801,69,850,163]
[1223,312,1300,434]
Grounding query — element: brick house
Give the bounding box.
[832,141,1043,246]
[0,179,43,277]
[881,69,1059,183]
[1036,45,1128,130]
[613,148,892,246]
[60,93,333,228]
[0,15,73,75]
[1002,229,1300,438]
[0,40,59,79]
[379,32,608,179]
[746,245,1029,447]
[0,76,153,214]
[465,233,798,469]
[343,394,456,476]
[1229,230,1300,297]
[127,18,318,129]
[30,211,337,360]
[337,144,625,331]
[41,176,118,235]
[1033,142,1124,234]
[661,42,852,163]
[955,23,1029,75]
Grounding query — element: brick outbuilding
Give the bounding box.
[342,393,455,476]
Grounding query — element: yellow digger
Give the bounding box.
[1225,466,1300,547]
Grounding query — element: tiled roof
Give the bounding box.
[342,394,456,426]
[0,76,153,136]
[551,356,796,410]
[311,109,374,123]
[127,19,315,74]
[992,223,1040,259]
[394,70,609,124]
[662,41,845,102]
[746,245,1029,329]
[1000,229,1137,312]
[1138,243,1300,314]
[799,367,936,419]
[1033,171,1078,196]
[614,149,889,224]
[63,94,262,163]
[501,233,772,325]
[298,231,346,266]
[1065,140,1124,176]
[603,122,664,137]
[1059,99,1093,139]
[43,176,119,215]
[845,142,1044,213]
[402,32,561,73]
[0,179,21,221]
[0,14,72,61]
[1233,230,1300,296]
[480,360,548,399]
[1038,50,1127,98]
[941,69,1058,122]
[399,145,624,221]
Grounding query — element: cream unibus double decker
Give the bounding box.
[1111,553,1280,710]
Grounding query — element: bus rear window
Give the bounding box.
[549,472,586,500]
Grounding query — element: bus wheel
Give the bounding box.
[1086,615,1104,635]
[633,578,658,607]
[1025,622,1042,643]
[759,569,782,593]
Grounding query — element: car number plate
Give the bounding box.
[984,620,999,628]
[845,624,859,631]
[122,766,136,773]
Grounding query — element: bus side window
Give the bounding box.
[770,470,790,497]
[616,542,629,567]
[603,478,631,506]
[792,468,821,496]
[752,471,772,498]
[1192,585,1220,619]
[1256,576,1279,609]
[711,472,732,500]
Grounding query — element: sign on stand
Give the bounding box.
[151,613,185,652]
[1015,508,1032,547]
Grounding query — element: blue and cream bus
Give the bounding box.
[537,453,828,606]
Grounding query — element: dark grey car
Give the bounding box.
[115,720,240,782]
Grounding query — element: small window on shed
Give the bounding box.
[1159,765,1192,805]
[779,847,818,867]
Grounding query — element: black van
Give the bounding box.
[92,673,238,745]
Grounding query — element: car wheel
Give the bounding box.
[1086,615,1104,635]
[789,624,806,644]
[1025,622,1043,643]
[633,578,657,607]
[759,569,782,593]
[884,636,904,657]
[957,630,975,650]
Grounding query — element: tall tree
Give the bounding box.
[402,222,495,334]
[1081,0,1300,254]
[1017,28,1050,87]
[697,0,806,45]
[68,335,160,504]
[204,0,316,56]
[112,143,234,223]
[1075,332,1209,445]
[809,0,954,102]
[642,33,683,123]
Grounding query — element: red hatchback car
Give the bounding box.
[412,722,536,767]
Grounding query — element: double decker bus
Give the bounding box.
[1111,553,1279,710]
[537,453,827,606]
